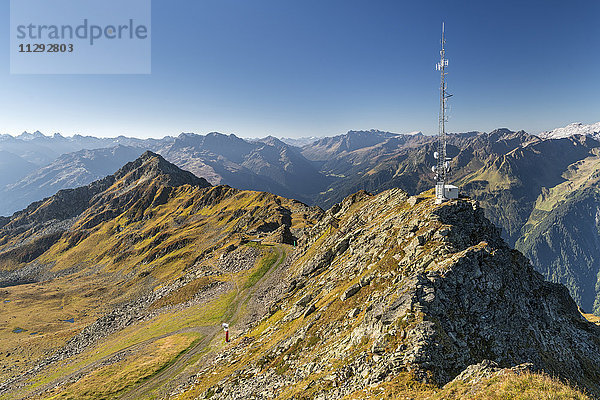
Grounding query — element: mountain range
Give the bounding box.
[1,123,600,320]
[0,131,330,217]
[0,151,598,398]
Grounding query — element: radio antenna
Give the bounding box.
[433,22,458,204]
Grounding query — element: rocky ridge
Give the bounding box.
[180,189,600,399]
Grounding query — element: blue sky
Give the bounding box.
[0,0,598,138]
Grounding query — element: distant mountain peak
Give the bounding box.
[16,131,47,140]
[302,129,405,160]
[114,150,211,188]
[178,132,199,138]
[257,135,287,147]
[205,131,245,141]
[489,128,515,135]
[279,136,320,147]
[346,129,399,137]
[539,122,600,139]
[0,150,211,237]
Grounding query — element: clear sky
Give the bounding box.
[0,0,598,138]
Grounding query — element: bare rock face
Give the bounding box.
[187,189,600,399]
[448,360,534,385]
[264,225,295,244]
[394,199,600,388]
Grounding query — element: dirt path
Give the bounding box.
[118,243,288,399]
[117,325,221,400]
[13,244,288,400]
[12,326,212,400]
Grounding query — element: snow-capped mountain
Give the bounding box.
[539,122,600,139]
[16,130,47,141]
[279,136,321,147]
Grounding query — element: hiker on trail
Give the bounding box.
[222,322,229,342]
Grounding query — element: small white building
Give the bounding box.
[435,183,459,204]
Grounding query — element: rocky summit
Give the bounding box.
[179,189,600,399]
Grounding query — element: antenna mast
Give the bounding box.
[433,22,457,204]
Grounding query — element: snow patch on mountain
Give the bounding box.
[539,122,600,139]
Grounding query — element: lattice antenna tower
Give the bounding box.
[433,22,454,202]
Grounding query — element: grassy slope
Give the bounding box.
[519,150,600,239]
[0,180,317,398]
[434,372,590,400]
[46,333,200,400]
[0,275,109,381]
[12,243,284,399]
[343,371,590,400]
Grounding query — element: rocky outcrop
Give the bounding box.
[186,189,600,399]
[447,359,533,386]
